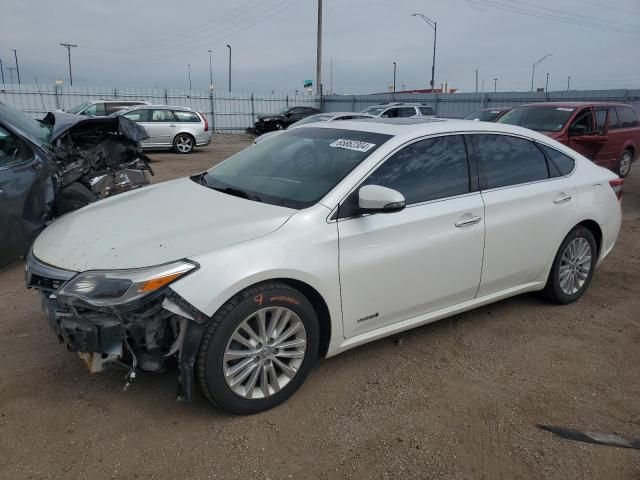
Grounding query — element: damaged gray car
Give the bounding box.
[0,102,152,266]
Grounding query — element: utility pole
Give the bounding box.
[11,49,20,84]
[226,44,232,93]
[531,53,552,92]
[208,50,213,88]
[393,62,397,93]
[481,78,485,93]
[494,78,497,93]
[59,43,78,86]
[475,69,478,93]
[567,75,571,91]
[545,72,550,93]
[7,67,16,84]
[0,58,4,84]
[316,0,322,95]
[412,14,437,90]
[187,64,192,90]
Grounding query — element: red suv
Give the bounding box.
[498,102,640,177]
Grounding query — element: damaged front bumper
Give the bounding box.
[26,252,208,401]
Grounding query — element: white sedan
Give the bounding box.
[26,118,622,414]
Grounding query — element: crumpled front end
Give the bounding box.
[26,252,207,401]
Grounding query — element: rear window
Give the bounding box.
[419,106,435,116]
[617,107,639,128]
[173,111,201,122]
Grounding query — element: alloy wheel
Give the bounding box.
[176,136,193,153]
[619,151,632,177]
[223,306,307,399]
[559,237,592,295]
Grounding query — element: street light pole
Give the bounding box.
[188,63,192,90]
[412,13,437,90]
[545,72,550,93]
[0,58,4,84]
[226,44,232,93]
[494,78,498,93]
[208,49,213,88]
[59,43,78,86]
[475,69,478,93]
[531,53,552,92]
[567,75,571,91]
[11,49,20,84]
[393,62,396,93]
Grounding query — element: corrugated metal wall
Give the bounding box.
[322,89,640,118]
[2,84,639,132]
[0,84,319,133]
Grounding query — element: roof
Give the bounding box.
[125,104,194,111]
[517,101,630,108]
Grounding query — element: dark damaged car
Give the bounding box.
[0,102,152,265]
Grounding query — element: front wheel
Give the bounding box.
[617,149,633,178]
[196,282,319,414]
[544,226,597,304]
[173,134,194,154]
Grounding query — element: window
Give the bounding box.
[608,108,619,129]
[474,134,549,189]
[83,103,106,116]
[569,108,595,134]
[540,144,575,177]
[498,106,574,132]
[0,127,27,168]
[123,110,149,122]
[173,111,201,122]
[382,107,416,118]
[617,107,639,128]
[150,110,176,122]
[419,106,435,116]
[362,135,470,205]
[595,108,608,132]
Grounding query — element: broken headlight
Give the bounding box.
[55,261,197,307]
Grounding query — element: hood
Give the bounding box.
[41,111,149,143]
[32,177,295,271]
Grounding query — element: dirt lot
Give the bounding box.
[1,135,639,480]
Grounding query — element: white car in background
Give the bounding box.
[27,118,622,414]
[254,111,374,143]
[362,102,436,118]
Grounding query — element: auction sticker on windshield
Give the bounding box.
[330,139,376,152]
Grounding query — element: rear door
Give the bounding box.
[567,107,606,161]
[0,126,53,265]
[474,134,576,296]
[147,109,178,146]
[593,107,617,168]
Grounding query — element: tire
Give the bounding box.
[196,282,319,414]
[617,149,633,178]
[544,226,597,304]
[275,122,284,130]
[54,182,97,215]
[173,134,194,154]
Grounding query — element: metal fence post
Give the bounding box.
[165,88,169,104]
[114,88,118,99]
[286,95,289,107]
[434,93,439,116]
[352,95,356,112]
[54,85,60,109]
[250,93,255,128]
[210,90,216,133]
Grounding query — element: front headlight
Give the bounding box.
[55,260,197,307]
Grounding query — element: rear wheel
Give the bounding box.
[196,282,319,414]
[617,149,633,178]
[544,226,597,304]
[173,134,194,154]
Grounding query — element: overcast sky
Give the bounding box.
[2,0,639,94]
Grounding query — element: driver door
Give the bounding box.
[337,134,485,338]
[568,107,606,161]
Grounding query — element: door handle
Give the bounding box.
[168,124,177,127]
[553,193,572,204]
[455,216,482,227]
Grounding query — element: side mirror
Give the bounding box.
[358,185,406,213]
[569,124,588,136]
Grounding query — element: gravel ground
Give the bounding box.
[1,135,639,480]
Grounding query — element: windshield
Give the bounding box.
[464,109,503,122]
[498,106,575,132]
[290,114,333,128]
[200,127,392,209]
[0,102,51,146]
[67,101,92,114]
[362,107,384,116]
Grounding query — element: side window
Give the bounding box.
[150,110,176,122]
[0,127,28,168]
[83,103,106,116]
[397,107,417,118]
[419,106,435,116]
[381,108,399,118]
[618,107,640,128]
[595,108,608,132]
[608,108,619,129]
[474,134,549,189]
[569,108,595,134]
[123,110,149,122]
[540,144,575,177]
[362,135,470,205]
[173,111,200,122]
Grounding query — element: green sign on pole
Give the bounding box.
[303,79,313,89]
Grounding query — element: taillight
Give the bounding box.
[200,112,209,131]
[609,178,623,201]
